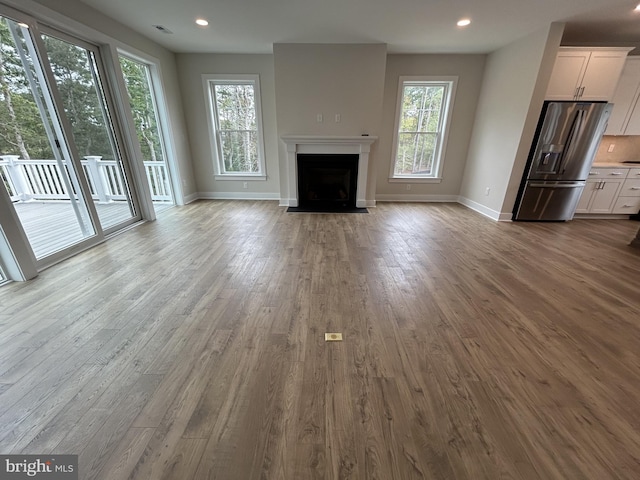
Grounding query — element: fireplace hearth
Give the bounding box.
[297,154,359,210]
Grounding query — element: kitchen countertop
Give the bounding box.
[592,162,640,168]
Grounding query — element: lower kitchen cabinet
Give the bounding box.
[612,176,640,214]
[575,167,640,216]
[575,179,623,214]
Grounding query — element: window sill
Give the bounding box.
[388,177,442,184]
[214,174,267,181]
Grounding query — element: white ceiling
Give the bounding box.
[77,0,640,54]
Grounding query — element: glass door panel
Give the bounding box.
[42,32,137,230]
[0,258,6,284]
[119,55,174,212]
[0,16,95,259]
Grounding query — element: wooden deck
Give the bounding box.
[13,200,173,259]
[0,201,639,479]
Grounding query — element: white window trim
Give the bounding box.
[203,74,267,180]
[389,75,457,183]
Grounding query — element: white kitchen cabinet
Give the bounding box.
[605,57,640,135]
[612,171,640,214]
[575,181,598,214]
[575,167,627,214]
[546,48,631,102]
[575,179,623,214]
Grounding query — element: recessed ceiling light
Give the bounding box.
[457,18,471,27]
[195,18,209,26]
[635,4,640,12]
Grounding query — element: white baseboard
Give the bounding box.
[573,214,630,220]
[183,192,199,204]
[279,198,296,207]
[375,194,459,203]
[457,196,512,221]
[193,192,515,221]
[197,192,280,201]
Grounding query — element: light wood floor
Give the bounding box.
[13,201,173,259]
[0,200,639,479]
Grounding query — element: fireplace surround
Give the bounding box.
[281,135,378,208]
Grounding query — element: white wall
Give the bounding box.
[376,54,486,202]
[273,44,387,204]
[175,54,280,199]
[459,24,564,220]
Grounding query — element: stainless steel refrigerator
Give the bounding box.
[513,101,613,221]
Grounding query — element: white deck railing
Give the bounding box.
[0,155,171,203]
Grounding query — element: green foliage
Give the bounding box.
[395,84,445,175]
[0,18,52,158]
[43,34,114,159]
[119,56,163,162]
[214,83,259,173]
[0,18,121,161]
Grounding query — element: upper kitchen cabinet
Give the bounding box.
[545,47,632,102]
[606,57,640,136]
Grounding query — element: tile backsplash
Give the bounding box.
[595,135,640,163]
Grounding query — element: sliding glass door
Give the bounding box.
[0,15,96,259]
[0,7,140,264]
[42,30,138,230]
[119,54,174,211]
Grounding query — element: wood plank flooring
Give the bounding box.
[12,201,173,259]
[0,200,639,479]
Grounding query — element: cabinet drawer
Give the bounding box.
[612,196,640,214]
[628,168,640,178]
[619,178,640,197]
[587,168,629,179]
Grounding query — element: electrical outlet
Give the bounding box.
[182,179,187,187]
[608,143,615,153]
[243,182,248,189]
[406,184,411,191]
[335,114,341,123]
[485,187,491,196]
[316,114,323,123]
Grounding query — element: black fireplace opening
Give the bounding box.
[297,154,359,210]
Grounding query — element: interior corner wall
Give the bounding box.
[376,54,486,201]
[273,44,387,204]
[459,24,564,220]
[23,0,196,200]
[174,54,280,199]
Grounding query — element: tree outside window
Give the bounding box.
[205,75,265,178]
[390,77,456,182]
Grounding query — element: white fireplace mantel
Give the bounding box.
[280,135,377,208]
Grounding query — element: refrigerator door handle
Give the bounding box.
[528,182,585,188]
[558,109,586,175]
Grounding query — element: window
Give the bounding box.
[390,76,457,182]
[204,75,266,179]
